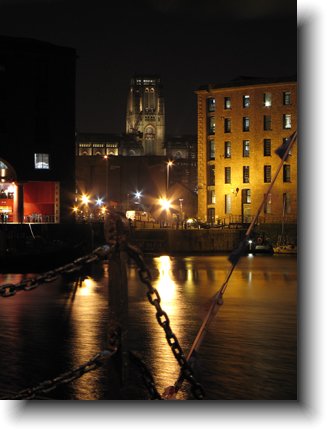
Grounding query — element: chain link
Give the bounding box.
[126,244,205,400]
[0,245,111,298]
[128,351,163,400]
[0,329,119,400]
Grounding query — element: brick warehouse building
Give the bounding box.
[196,76,297,225]
[0,35,76,223]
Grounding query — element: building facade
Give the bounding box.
[76,133,120,157]
[75,133,198,222]
[165,134,197,193]
[196,77,297,224]
[126,75,165,156]
[0,35,76,223]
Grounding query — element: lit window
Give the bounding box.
[243,189,251,204]
[208,189,216,204]
[243,140,250,157]
[243,166,250,183]
[283,114,292,129]
[0,161,8,169]
[207,98,216,112]
[225,194,232,214]
[283,91,291,105]
[208,140,215,160]
[264,93,272,107]
[243,95,250,108]
[34,153,49,169]
[264,193,272,214]
[224,97,231,109]
[243,117,250,132]
[224,141,231,158]
[208,116,215,135]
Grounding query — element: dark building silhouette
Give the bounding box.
[0,35,76,223]
[165,134,197,193]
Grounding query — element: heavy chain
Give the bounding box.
[0,349,116,400]
[126,244,205,400]
[0,328,119,400]
[0,245,111,298]
[128,351,163,400]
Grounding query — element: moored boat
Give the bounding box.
[273,243,297,255]
[247,232,274,255]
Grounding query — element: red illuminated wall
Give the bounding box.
[24,182,56,221]
[0,198,14,222]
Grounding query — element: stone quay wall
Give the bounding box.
[0,222,297,256]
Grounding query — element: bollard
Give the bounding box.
[104,211,130,395]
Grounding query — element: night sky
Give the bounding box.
[0,0,297,136]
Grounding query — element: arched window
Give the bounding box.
[144,125,155,142]
[144,87,150,111]
[149,87,155,111]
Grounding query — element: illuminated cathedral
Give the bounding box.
[125,75,166,156]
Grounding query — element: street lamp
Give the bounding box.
[96,197,103,206]
[103,155,109,205]
[80,193,90,220]
[134,190,142,210]
[166,160,173,192]
[159,197,171,227]
[179,198,184,219]
[81,194,90,205]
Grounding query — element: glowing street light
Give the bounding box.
[159,197,171,211]
[81,194,90,205]
[159,197,171,227]
[96,197,103,206]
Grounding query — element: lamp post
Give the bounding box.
[103,155,109,206]
[81,193,90,221]
[179,198,184,219]
[134,190,142,210]
[159,197,171,227]
[166,160,173,193]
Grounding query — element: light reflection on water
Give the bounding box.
[0,255,297,400]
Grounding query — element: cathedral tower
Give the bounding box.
[126,75,166,156]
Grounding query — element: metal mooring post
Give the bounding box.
[104,211,129,394]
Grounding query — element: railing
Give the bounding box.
[23,214,56,223]
[216,214,297,227]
